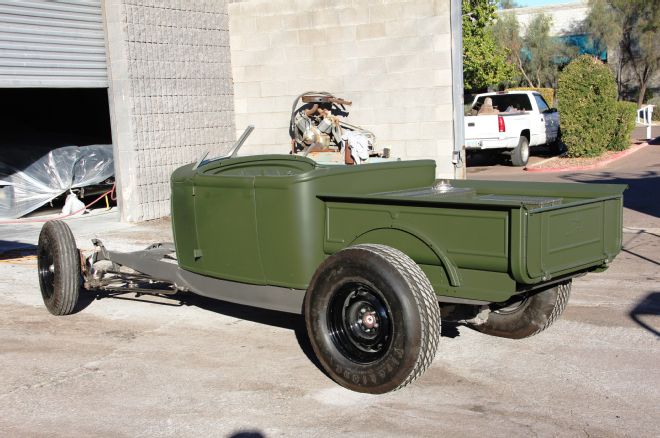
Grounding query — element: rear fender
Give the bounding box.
[350,227,461,287]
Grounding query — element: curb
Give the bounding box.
[524,141,650,173]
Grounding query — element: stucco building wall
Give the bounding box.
[511,1,588,36]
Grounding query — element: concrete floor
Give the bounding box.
[0,143,658,437]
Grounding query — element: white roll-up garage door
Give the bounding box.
[0,0,107,88]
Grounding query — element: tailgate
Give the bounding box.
[522,196,623,282]
[464,115,498,141]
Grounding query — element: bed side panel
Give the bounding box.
[324,202,510,273]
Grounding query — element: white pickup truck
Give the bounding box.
[464,91,561,166]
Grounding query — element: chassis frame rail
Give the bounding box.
[87,240,307,314]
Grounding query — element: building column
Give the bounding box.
[102,0,236,222]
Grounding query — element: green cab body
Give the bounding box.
[171,154,625,304]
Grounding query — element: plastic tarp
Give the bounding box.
[0,144,114,219]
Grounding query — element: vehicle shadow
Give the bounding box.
[81,289,462,376]
[440,319,461,338]
[466,143,558,168]
[560,171,660,219]
[465,150,509,168]
[0,241,37,259]
[83,290,326,375]
[229,431,265,438]
[629,292,660,337]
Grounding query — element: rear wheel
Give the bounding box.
[304,244,440,393]
[510,135,530,166]
[37,220,81,315]
[472,281,571,339]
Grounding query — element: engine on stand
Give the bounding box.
[289,92,390,164]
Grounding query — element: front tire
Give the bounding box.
[304,244,440,394]
[511,135,530,166]
[473,281,571,339]
[37,220,81,315]
[549,128,566,155]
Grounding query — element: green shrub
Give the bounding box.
[507,87,555,107]
[557,55,618,157]
[609,101,637,151]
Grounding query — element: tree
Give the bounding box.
[523,14,570,88]
[462,0,515,92]
[499,0,519,9]
[586,0,660,105]
[493,12,576,88]
[491,12,528,84]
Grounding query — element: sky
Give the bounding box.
[516,0,583,7]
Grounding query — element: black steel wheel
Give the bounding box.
[327,281,393,364]
[37,220,81,315]
[305,244,441,394]
[472,281,571,339]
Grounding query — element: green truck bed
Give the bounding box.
[171,155,625,304]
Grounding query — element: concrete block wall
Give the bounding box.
[104,0,235,222]
[229,0,459,178]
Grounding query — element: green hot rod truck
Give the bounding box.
[37,153,625,393]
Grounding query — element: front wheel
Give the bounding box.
[472,281,571,339]
[510,135,530,167]
[37,220,81,315]
[304,244,441,394]
[549,128,566,155]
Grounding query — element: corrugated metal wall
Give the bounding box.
[0,0,107,88]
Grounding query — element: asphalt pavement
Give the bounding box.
[467,132,659,230]
[0,138,658,437]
